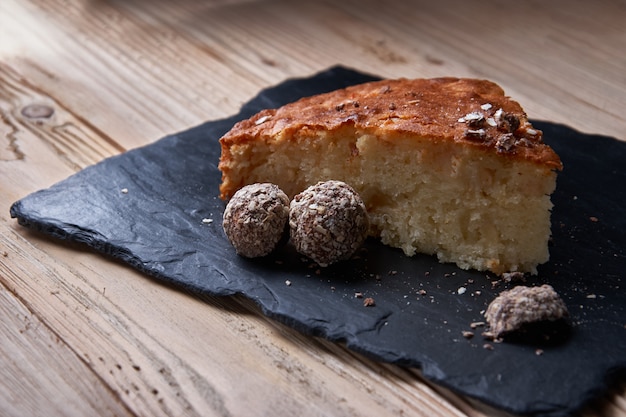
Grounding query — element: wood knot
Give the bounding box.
[21,104,54,119]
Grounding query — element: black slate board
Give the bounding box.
[10,67,626,417]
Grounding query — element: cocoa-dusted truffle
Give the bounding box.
[223,183,289,258]
[484,284,569,339]
[289,180,369,267]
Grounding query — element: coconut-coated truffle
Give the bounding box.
[223,183,289,258]
[289,180,369,267]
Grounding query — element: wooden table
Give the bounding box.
[1,0,625,415]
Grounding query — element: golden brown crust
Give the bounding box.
[219,77,562,199]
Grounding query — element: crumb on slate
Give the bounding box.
[363,297,376,307]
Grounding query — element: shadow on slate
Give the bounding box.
[9,66,626,417]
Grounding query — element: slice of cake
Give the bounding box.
[218,77,562,275]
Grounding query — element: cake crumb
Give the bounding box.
[354,292,363,298]
[462,331,474,339]
[363,297,376,307]
[202,218,213,224]
[120,188,128,194]
[285,280,292,286]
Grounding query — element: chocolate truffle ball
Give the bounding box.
[223,183,289,258]
[289,180,369,266]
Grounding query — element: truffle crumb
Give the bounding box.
[289,180,369,267]
[222,183,289,258]
[485,284,569,339]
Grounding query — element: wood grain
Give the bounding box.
[0,279,135,417]
[1,0,624,416]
